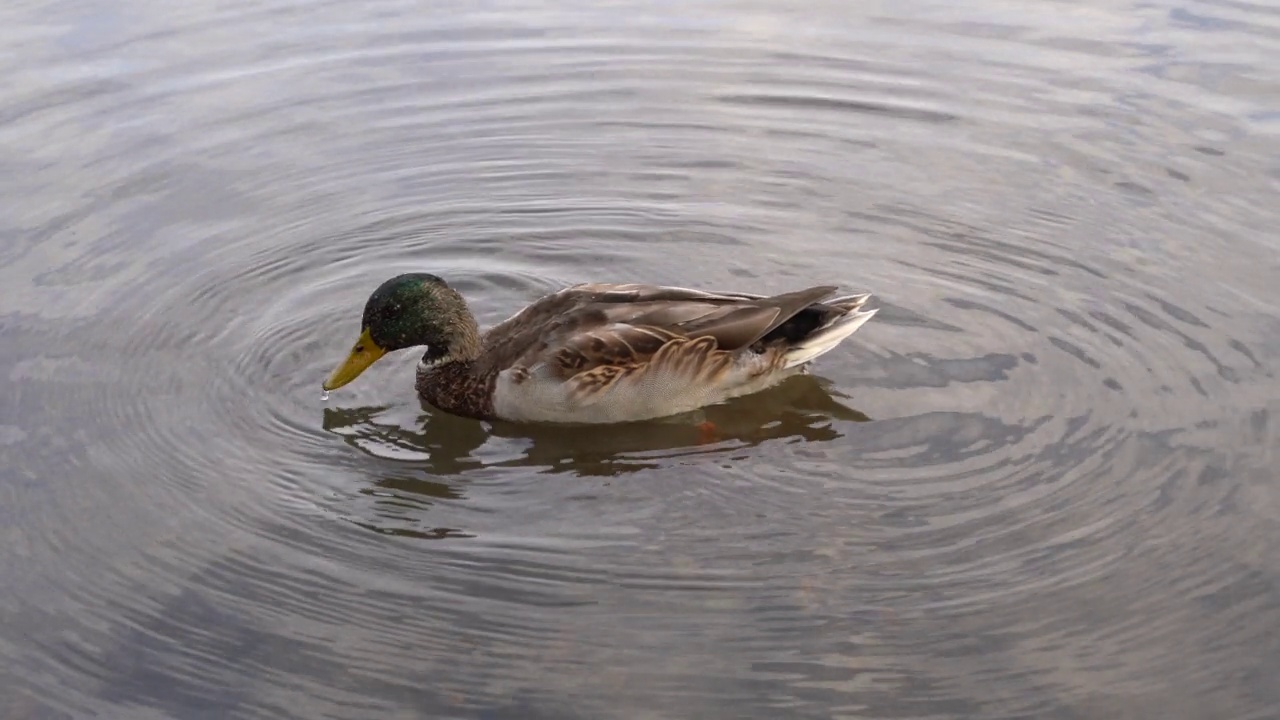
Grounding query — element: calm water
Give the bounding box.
[3,0,1279,718]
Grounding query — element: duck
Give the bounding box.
[322,273,877,424]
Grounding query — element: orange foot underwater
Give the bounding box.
[696,421,720,444]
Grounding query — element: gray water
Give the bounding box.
[3,0,1279,718]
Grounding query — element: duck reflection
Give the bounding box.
[322,374,869,481]
[321,376,868,538]
[496,375,868,476]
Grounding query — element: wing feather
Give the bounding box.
[480,281,840,389]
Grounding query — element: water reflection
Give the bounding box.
[325,375,869,476]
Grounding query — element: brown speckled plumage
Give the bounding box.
[415,360,496,420]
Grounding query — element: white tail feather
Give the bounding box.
[782,308,878,369]
[828,292,872,308]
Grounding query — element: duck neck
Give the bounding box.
[446,318,482,364]
[416,356,494,420]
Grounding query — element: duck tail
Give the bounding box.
[781,294,877,369]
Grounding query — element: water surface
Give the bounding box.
[2,0,1279,718]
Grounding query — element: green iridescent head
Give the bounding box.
[323,273,477,391]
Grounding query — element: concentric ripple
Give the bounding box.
[1,0,1278,718]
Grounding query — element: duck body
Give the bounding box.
[325,275,877,425]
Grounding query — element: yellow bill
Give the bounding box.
[323,327,386,391]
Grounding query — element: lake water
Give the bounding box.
[2,0,1279,718]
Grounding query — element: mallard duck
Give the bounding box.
[323,274,877,423]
